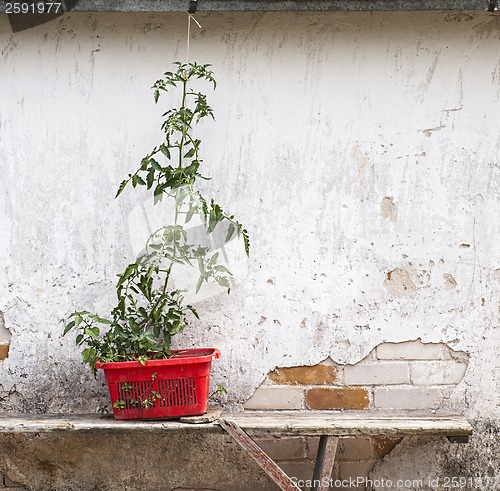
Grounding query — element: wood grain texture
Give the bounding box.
[223,410,473,437]
[0,410,472,437]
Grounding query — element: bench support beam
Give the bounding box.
[311,435,339,491]
[219,418,301,491]
[220,419,340,491]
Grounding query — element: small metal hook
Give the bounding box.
[188,0,197,14]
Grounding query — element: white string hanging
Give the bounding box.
[186,13,202,64]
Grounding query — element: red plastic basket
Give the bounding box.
[96,348,220,420]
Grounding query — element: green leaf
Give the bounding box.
[154,183,166,197]
[183,148,195,159]
[225,223,235,242]
[195,275,204,294]
[242,228,250,256]
[132,175,146,187]
[63,320,75,335]
[146,169,155,190]
[188,305,199,319]
[184,160,199,176]
[84,326,100,338]
[117,263,136,287]
[159,144,171,159]
[153,192,163,205]
[92,316,112,325]
[81,348,97,365]
[185,207,195,223]
[150,159,163,172]
[217,277,230,291]
[113,400,126,410]
[115,179,129,198]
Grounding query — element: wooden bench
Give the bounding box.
[0,410,472,491]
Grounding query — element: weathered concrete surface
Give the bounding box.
[0,432,278,490]
[0,9,499,490]
[370,420,500,490]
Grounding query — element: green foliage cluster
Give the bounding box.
[64,62,249,374]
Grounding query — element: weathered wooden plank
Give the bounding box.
[180,406,222,424]
[219,419,301,491]
[0,411,472,437]
[311,436,338,491]
[225,411,473,437]
[0,414,221,434]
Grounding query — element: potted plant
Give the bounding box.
[64,62,249,420]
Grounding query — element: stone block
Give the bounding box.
[306,437,372,461]
[376,340,443,360]
[374,386,452,410]
[278,461,316,484]
[337,438,372,461]
[306,387,370,410]
[410,361,467,385]
[306,437,320,459]
[269,364,339,385]
[344,362,409,385]
[244,387,303,410]
[254,437,307,461]
[338,460,376,489]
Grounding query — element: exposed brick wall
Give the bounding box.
[254,435,403,491]
[245,340,468,490]
[0,312,10,361]
[244,340,468,411]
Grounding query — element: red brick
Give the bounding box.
[0,343,9,361]
[269,364,338,385]
[306,387,370,410]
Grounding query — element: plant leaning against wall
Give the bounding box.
[63,62,249,420]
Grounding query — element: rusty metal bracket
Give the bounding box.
[218,418,301,491]
[311,435,339,491]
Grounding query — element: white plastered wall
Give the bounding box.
[0,11,498,424]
